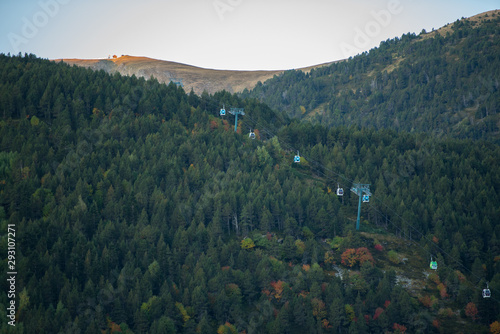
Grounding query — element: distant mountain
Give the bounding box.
[54,55,333,95]
[241,10,500,142]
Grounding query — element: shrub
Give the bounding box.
[387,250,400,264]
[330,236,343,249]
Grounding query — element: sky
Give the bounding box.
[0,0,498,70]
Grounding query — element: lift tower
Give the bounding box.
[228,108,245,132]
[350,183,371,230]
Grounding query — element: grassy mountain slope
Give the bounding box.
[55,55,334,96]
[241,10,500,142]
[1,53,499,333]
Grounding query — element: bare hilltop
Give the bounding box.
[55,55,334,95]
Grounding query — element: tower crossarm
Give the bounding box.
[228,108,245,116]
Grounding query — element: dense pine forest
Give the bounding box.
[240,12,500,143]
[0,49,499,333]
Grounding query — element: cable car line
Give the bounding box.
[225,108,497,299]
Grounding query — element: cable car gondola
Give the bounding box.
[362,194,369,202]
[294,151,300,163]
[220,104,226,116]
[249,130,256,139]
[483,283,491,298]
[336,184,344,196]
[430,256,437,270]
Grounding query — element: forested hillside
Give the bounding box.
[241,11,500,142]
[0,54,499,333]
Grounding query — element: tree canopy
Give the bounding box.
[0,51,499,333]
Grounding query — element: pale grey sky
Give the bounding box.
[1,0,498,70]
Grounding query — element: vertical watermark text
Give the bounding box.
[6,223,17,326]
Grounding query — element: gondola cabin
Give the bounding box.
[430,260,437,270]
[337,186,344,196]
[220,108,226,116]
[294,151,300,163]
[483,283,491,298]
[249,131,256,139]
[362,194,369,202]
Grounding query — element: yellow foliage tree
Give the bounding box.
[175,302,190,323]
[312,298,327,320]
[490,321,500,334]
[241,238,255,250]
[295,239,306,255]
[217,322,238,334]
[345,304,355,322]
[324,251,335,266]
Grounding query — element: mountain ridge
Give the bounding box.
[54,55,336,95]
[52,10,498,99]
[240,9,500,142]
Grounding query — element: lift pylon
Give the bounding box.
[350,183,371,230]
[228,108,245,132]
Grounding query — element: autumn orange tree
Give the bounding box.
[465,302,478,321]
[269,280,287,301]
[341,247,374,268]
[373,307,384,320]
[341,248,357,267]
[356,247,374,265]
[393,322,407,333]
[418,295,438,309]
